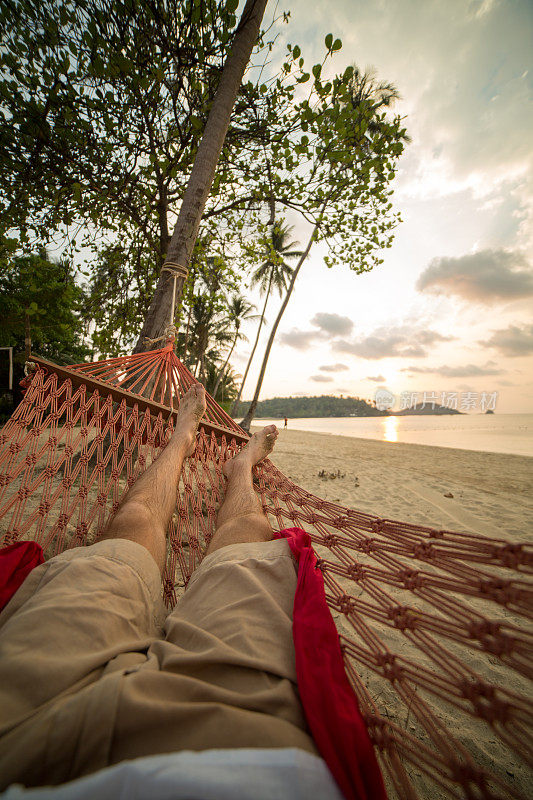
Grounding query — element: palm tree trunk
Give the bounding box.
[230,272,272,415]
[212,332,237,397]
[239,222,320,431]
[133,0,268,353]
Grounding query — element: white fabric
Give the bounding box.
[2,749,343,800]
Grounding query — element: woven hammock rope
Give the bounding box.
[0,342,531,800]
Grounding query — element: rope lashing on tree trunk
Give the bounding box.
[160,261,189,329]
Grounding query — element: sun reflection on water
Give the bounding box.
[383,416,399,443]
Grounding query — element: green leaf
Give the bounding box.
[325,33,333,49]
[332,38,342,51]
[293,45,301,59]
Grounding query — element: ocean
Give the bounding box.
[254,413,533,457]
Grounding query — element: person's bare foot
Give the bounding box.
[223,425,278,478]
[172,384,207,456]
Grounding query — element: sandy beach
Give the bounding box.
[258,426,533,543]
[259,426,533,797]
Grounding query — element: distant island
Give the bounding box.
[396,402,462,416]
[233,395,387,419]
[233,396,462,419]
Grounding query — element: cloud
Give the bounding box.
[402,362,501,377]
[483,323,533,356]
[279,329,323,350]
[318,363,349,372]
[280,314,353,350]
[310,374,333,383]
[366,375,386,382]
[311,313,354,336]
[417,249,533,303]
[332,326,449,359]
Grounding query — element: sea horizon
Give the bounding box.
[248,412,533,458]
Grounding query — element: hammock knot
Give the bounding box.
[332,515,347,527]
[459,680,510,724]
[111,469,120,481]
[388,605,418,631]
[376,653,403,682]
[429,528,445,539]
[413,541,435,560]
[347,563,364,581]
[56,513,68,530]
[48,436,58,448]
[163,578,174,600]
[478,577,516,605]
[468,620,515,656]
[371,518,385,533]
[363,714,393,751]
[127,475,136,487]
[30,427,42,438]
[43,466,55,479]
[97,494,107,507]
[139,455,147,467]
[338,594,355,615]
[38,500,51,516]
[324,534,338,547]
[398,568,423,590]
[360,538,377,554]
[78,486,88,500]
[17,487,30,501]
[62,477,73,490]
[75,523,88,542]
[495,542,528,568]
[79,454,90,467]
[9,442,21,455]
[314,558,325,572]
[0,473,10,487]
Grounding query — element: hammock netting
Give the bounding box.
[0,342,531,799]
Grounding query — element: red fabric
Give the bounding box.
[274,527,387,800]
[0,541,44,612]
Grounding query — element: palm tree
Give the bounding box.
[230,222,302,415]
[186,296,232,383]
[239,68,407,431]
[134,0,268,353]
[212,294,258,398]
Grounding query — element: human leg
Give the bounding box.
[206,425,278,555]
[100,384,206,572]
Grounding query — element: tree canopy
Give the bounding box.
[0,247,88,364]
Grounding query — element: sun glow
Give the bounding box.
[383,416,399,443]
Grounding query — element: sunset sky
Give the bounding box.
[235,0,533,413]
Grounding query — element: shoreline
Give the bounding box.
[253,426,533,541]
[247,413,533,458]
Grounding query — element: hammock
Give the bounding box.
[0,340,531,799]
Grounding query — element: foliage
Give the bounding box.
[0,247,89,364]
[0,0,286,350]
[249,222,301,296]
[233,395,387,419]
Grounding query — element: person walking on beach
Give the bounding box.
[0,385,341,798]
[284,416,288,428]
